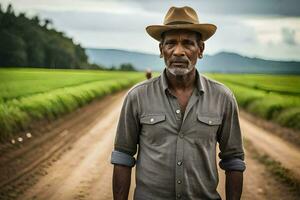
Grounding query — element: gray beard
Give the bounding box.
[166,65,194,76]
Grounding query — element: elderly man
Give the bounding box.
[111,6,245,200]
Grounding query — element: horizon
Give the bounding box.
[85,47,300,63]
[1,0,300,61]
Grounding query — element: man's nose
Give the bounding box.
[173,44,185,57]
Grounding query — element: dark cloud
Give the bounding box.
[133,0,300,17]
[281,28,297,45]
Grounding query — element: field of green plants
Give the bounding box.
[1,68,299,141]
[207,74,300,130]
[0,68,145,141]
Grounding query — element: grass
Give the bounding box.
[209,74,300,96]
[0,68,143,102]
[1,69,299,140]
[206,74,300,130]
[0,68,145,141]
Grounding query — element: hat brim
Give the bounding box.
[146,24,217,42]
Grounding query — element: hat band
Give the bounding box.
[165,21,195,25]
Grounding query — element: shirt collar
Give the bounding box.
[160,68,205,95]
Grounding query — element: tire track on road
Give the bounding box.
[20,92,125,200]
[240,114,300,181]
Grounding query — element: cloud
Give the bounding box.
[2,0,300,17]
[243,17,300,46]
[40,10,162,32]
[135,0,300,17]
[0,0,142,14]
[282,28,297,45]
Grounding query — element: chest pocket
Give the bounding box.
[140,114,166,125]
[193,113,222,140]
[139,114,166,146]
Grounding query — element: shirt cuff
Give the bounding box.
[111,150,136,167]
[219,158,246,172]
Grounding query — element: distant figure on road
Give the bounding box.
[145,68,152,80]
[111,6,245,200]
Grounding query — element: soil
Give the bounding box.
[240,110,300,148]
[239,113,300,181]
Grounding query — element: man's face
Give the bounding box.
[159,30,204,76]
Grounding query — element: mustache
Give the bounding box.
[170,58,189,64]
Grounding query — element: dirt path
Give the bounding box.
[217,147,299,200]
[19,92,126,200]
[239,114,300,181]
[1,91,299,199]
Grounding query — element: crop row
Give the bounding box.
[0,77,143,141]
[208,74,300,96]
[0,68,142,102]
[216,81,300,130]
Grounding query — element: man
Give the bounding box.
[111,6,245,200]
[145,68,152,80]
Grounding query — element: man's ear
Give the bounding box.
[159,43,163,58]
[198,41,205,58]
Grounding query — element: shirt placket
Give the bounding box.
[174,97,184,199]
[175,128,184,199]
[168,89,199,199]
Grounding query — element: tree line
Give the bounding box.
[0,4,137,71]
[0,4,93,69]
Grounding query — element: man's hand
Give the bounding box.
[113,164,132,200]
[225,171,243,200]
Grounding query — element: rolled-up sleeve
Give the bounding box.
[217,92,246,172]
[111,90,140,167]
[111,150,136,167]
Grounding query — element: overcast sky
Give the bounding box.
[1,0,300,61]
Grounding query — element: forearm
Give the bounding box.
[113,164,132,200]
[225,171,243,200]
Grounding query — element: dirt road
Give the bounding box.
[1,90,299,200]
[19,91,126,200]
[240,116,300,180]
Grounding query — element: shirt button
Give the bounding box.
[177,180,182,184]
[176,109,180,114]
[150,118,154,122]
[177,194,182,199]
[179,134,184,138]
[177,161,182,166]
[208,120,212,124]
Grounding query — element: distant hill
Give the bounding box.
[85,48,164,71]
[203,52,300,74]
[86,48,300,74]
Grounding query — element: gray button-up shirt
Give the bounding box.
[111,69,245,200]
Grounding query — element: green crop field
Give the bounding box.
[1,68,299,141]
[209,74,300,96]
[0,68,145,141]
[207,73,300,130]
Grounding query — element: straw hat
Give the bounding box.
[146,6,217,41]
